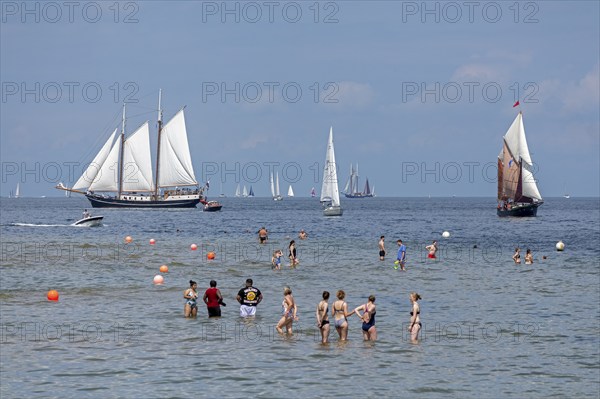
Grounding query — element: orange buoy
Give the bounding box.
[159,265,169,273]
[125,236,133,244]
[149,238,156,245]
[153,275,164,285]
[47,290,59,301]
[190,244,198,251]
[207,251,216,260]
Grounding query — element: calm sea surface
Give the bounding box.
[1,196,598,398]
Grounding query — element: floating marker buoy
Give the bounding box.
[207,252,216,260]
[153,275,164,285]
[159,265,168,273]
[442,231,450,238]
[556,241,565,251]
[190,244,198,251]
[125,236,133,244]
[149,239,156,245]
[47,290,59,301]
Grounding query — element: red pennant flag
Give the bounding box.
[513,100,520,107]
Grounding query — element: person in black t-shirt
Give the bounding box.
[237,278,263,317]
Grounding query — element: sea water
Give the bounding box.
[1,197,598,398]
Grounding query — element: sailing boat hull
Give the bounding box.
[86,194,200,208]
[323,206,343,216]
[344,193,373,198]
[497,202,541,217]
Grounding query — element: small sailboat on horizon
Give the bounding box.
[248,186,255,197]
[310,187,316,198]
[287,185,294,197]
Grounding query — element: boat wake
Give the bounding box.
[10,222,70,227]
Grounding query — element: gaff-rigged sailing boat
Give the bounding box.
[497,112,543,217]
[343,163,373,198]
[321,127,342,216]
[56,91,203,208]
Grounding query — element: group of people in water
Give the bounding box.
[184,278,422,343]
[513,247,534,264]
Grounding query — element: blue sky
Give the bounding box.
[1,1,598,197]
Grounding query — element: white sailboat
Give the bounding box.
[55,91,203,208]
[219,182,226,197]
[235,184,241,197]
[497,112,543,216]
[321,127,342,216]
[242,185,249,197]
[270,172,282,201]
[14,183,20,198]
[287,185,294,197]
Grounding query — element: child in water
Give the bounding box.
[271,250,283,270]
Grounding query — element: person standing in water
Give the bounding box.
[316,291,330,343]
[513,247,521,264]
[276,286,298,335]
[288,240,299,267]
[426,240,438,259]
[258,227,268,244]
[271,249,283,270]
[408,292,422,342]
[354,295,377,341]
[525,248,533,265]
[237,278,263,317]
[378,236,386,261]
[203,280,224,318]
[184,280,198,318]
[331,290,355,341]
[396,239,407,270]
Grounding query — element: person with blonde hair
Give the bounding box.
[408,292,422,341]
[276,286,298,334]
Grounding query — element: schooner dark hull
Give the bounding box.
[86,194,200,208]
[497,202,541,217]
[344,193,373,198]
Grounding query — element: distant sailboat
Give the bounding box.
[219,182,226,197]
[343,164,373,198]
[287,185,294,197]
[14,183,20,198]
[235,184,241,197]
[242,185,248,197]
[321,127,342,216]
[311,187,316,197]
[271,172,282,201]
[497,112,543,217]
[248,186,255,197]
[55,91,204,208]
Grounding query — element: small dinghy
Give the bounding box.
[73,215,104,227]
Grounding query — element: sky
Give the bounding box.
[1,0,599,198]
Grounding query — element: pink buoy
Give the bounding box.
[149,238,156,245]
[153,275,164,285]
[190,244,198,251]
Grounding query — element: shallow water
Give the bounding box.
[1,197,599,398]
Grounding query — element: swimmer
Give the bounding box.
[202,280,224,318]
[258,227,268,244]
[396,239,407,270]
[525,248,533,265]
[513,247,521,264]
[426,240,438,259]
[316,291,330,344]
[276,286,298,335]
[378,236,386,261]
[271,249,283,270]
[299,229,308,240]
[184,280,198,318]
[331,290,355,341]
[288,240,299,267]
[408,292,422,342]
[354,295,377,341]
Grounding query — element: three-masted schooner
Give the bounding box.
[343,164,373,198]
[56,91,204,208]
[497,112,543,217]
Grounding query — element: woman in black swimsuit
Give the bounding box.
[512,247,521,264]
[316,291,330,343]
[409,292,421,342]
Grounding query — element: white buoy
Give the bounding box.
[556,240,565,251]
[442,231,450,238]
[153,275,164,285]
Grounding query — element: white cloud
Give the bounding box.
[562,64,600,113]
[322,81,375,109]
